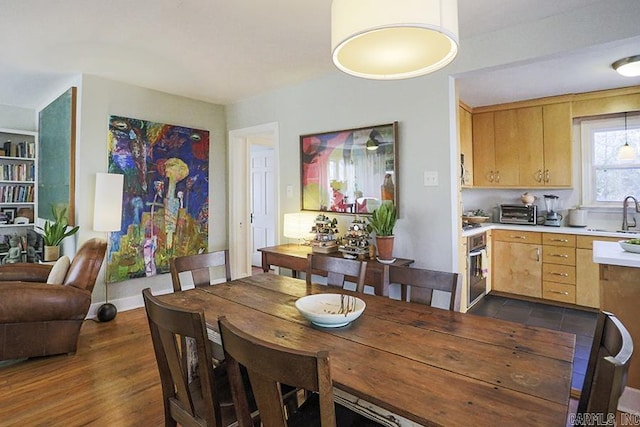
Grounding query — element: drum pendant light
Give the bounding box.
[331,0,459,80]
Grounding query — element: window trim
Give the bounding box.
[580,113,640,207]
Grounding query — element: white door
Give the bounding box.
[250,146,276,266]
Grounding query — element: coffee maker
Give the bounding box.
[543,194,563,227]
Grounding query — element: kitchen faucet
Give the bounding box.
[621,195,640,231]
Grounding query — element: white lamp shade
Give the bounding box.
[331,0,459,79]
[283,213,315,239]
[618,143,635,161]
[94,173,124,232]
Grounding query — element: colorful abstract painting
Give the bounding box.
[106,115,209,283]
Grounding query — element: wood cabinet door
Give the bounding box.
[493,110,520,186]
[493,241,542,297]
[542,102,572,187]
[472,112,496,186]
[459,106,473,186]
[576,248,599,308]
[515,106,544,187]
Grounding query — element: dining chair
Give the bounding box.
[383,264,459,310]
[218,315,382,427]
[575,311,633,426]
[142,288,238,427]
[170,249,231,292]
[306,253,368,293]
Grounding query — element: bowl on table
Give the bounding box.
[295,293,365,328]
[619,240,640,254]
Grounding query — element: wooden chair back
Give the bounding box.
[576,311,633,425]
[143,288,230,427]
[170,250,231,292]
[218,315,336,427]
[306,253,367,293]
[384,265,458,310]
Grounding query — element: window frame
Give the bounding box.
[580,113,640,207]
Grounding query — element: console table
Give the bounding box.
[258,243,414,296]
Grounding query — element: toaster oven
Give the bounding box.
[499,204,538,225]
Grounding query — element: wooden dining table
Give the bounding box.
[156,273,575,426]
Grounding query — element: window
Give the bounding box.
[581,113,640,206]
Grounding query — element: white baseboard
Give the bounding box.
[619,387,640,415]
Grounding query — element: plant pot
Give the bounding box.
[43,245,60,262]
[375,235,395,260]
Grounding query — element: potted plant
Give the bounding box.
[368,202,397,261]
[36,205,79,261]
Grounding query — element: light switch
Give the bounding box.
[424,171,438,186]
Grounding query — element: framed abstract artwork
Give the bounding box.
[105,115,210,283]
[300,122,398,214]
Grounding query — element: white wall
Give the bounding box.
[77,75,227,312]
[226,0,640,273]
[0,104,36,131]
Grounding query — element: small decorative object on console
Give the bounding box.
[310,214,339,253]
[339,216,370,259]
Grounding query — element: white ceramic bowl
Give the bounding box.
[295,294,366,328]
[619,240,640,254]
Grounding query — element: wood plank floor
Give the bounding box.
[0,308,164,426]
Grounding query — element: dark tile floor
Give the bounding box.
[468,294,599,392]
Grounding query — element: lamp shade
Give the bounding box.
[283,213,314,239]
[331,0,459,80]
[93,173,124,232]
[612,55,640,77]
[618,143,635,161]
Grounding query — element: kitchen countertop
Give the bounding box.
[461,222,640,239]
[593,241,640,268]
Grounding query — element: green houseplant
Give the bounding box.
[368,202,397,260]
[36,205,79,261]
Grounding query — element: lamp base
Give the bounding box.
[97,303,117,322]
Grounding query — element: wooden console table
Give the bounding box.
[258,243,414,296]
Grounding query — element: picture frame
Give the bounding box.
[300,122,398,214]
[1,207,17,224]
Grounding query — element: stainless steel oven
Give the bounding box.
[467,232,487,308]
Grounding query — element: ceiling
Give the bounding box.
[0,0,638,109]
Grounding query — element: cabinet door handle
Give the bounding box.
[512,235,526,240]
[550,272,569,277]
[550,238,568,242]
[551,253,569,258]
[488,170,494,182]
[549,290,569,295]
[545,169,550,183]
[495,170,500,183]
[536,248,540,262]
[535,169,543,182]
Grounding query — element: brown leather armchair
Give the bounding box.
[0,238,107,361]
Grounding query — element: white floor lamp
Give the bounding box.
[94,172,124,322]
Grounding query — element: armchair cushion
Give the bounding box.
[46,256,70,285]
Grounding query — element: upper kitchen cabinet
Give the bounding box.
[458,103,473,187]
[470,99,572,188]
[542,102,572,187]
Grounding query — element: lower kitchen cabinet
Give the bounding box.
[575,235,619,308]
[492,230,542,298]
[541,233,576,304]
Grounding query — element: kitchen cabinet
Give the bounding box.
[471,101,572,188]
[575,235,619,308]
[492,230,541,297]
[541,233,576,304]
[542,102,572,186]
[472,112,505,186]
[458,104,473,187]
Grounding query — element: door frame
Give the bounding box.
[228,122,279,279]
